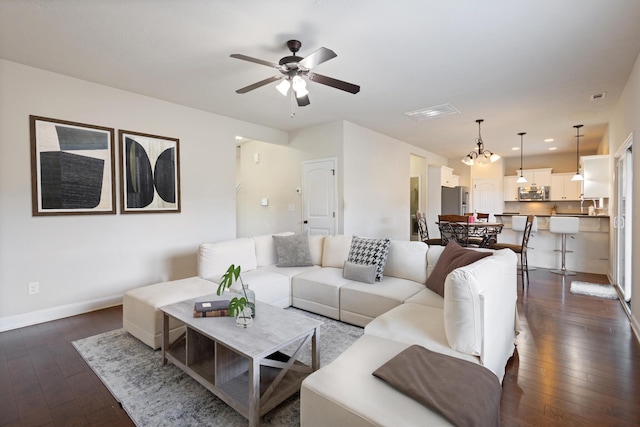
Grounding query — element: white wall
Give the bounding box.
[342,121,447,240]
[609,50,640,335]
[236,122,343,237]
[236,140,303,236]
[0,60,285,330]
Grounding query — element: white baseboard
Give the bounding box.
[629,310,640,344]
[0,294,123,332]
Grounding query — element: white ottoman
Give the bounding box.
[123,276,217,349]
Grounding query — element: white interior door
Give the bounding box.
[614,138,632,301]
[473,178,502,222]
[302,158,337,235]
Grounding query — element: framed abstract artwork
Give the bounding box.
[30,116,116,216]
[119,130,181,214]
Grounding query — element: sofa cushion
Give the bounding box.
[273,233,313,267]
[364,303,479,367]
[425,241,492,297]
[347,236,391,281]
[291,267,350,319]
[340,276,424,327]
[300,334,459,427]
[219,269,291,308]
[321,235,353,268]
[404,287,444,309]
[254,231,294,267]
[308,235,325,266]
[198,238,257,281]
[383,240,428,284]
[342,261,376,284]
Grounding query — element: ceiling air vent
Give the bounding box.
[590,92,606,101]
[404,103,460,121]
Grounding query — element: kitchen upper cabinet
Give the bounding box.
[550,173,582,201]
[520,168,552,187]
[582,155,610,198]
[438,166,459,188]
[503,175,519,201]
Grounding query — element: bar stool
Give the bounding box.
[513,215,537,272]
[549,216,579,275]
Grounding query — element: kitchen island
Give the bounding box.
[494,214,610,275]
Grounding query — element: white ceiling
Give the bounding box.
[2,0,640,160]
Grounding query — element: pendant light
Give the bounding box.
[516,132,528,184]
[571,124,584,181]
[461,119,500,165]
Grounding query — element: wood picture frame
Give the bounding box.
[119,130,181,214]
[30,115,116,216]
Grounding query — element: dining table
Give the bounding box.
[437,220,504,248]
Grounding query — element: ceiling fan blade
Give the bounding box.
[236,75,282,94]
[307,73,360,94]
[230,54,279,69]
[298,47,337,69]
[296,94,310,107]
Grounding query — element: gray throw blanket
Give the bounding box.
[372,345,501,427]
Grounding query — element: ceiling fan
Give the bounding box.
[230,40,360,107]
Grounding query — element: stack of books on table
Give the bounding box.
[193,300,230,318]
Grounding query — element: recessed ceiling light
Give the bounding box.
[512,147,520,151]
[404,103,460,121]
[548,147,557,151]
[544,138,554,142]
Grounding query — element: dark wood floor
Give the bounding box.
[1,268,638,426]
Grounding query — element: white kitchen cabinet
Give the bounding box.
[439,166,458,188]
[550,173,582,201]
[520,168,552,187]
[582,155,610,198]
[503,175,519,201]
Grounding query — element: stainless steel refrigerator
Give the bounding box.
[441,186,469,215]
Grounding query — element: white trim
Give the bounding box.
[0,294,123,332]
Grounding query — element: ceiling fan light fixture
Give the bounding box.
[291,75,308,98]
[275,79,290,96]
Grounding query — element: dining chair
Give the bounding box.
[416,212,444,245]
[438,214,470,247]
[489,215,534,287]
[476,212,490,222]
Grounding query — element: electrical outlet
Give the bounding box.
[28,282,39,295]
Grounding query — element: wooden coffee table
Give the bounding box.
[160,295,322,427]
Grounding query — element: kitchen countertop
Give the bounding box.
[495,213,610,218]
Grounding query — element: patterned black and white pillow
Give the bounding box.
[347,236,391,281]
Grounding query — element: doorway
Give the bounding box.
[473,178,502,222]
[302,158,337,235]
[614,134,633,303]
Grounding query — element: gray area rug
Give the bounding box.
[72,308,363,426]
[570,281,618,299]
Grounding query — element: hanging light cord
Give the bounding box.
[574,124,583,174]
[519,132,526,176]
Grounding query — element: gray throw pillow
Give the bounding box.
[342,261,377,284]
[272,234,313,267]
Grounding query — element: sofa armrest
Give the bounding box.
[443,248,517,382]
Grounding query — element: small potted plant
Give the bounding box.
[550,204,558,215]
[216,264,255,328]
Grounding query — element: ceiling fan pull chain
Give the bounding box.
[290,90,296,118]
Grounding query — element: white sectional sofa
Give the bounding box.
[122,232,518,426]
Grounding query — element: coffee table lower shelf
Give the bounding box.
[162,314,320,427]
